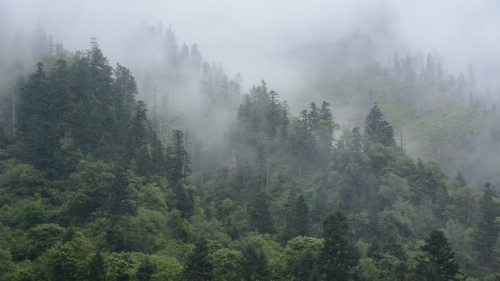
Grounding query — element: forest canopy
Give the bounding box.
[0,22,499,281]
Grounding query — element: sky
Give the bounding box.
[1,0,500,92]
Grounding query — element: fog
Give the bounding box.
[2,0,500,187]
[3,0,500,93]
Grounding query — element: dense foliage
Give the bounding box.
[0,25,499,281]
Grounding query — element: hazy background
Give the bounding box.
[2,0,500,95]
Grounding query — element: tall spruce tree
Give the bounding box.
[182,239,213,281]
[292,195,310,237]
[319,206,359,281]
[241,242,269,281]
[416,229,463,281]
[473,183,500,264]
[20,62,57,172]
[167,129,190,184]
[364,103,395,147]
[249,191,274,234]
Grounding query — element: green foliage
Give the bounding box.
[105,252,144,281]
[249,191,274,234]
[473,183,500,266]
[46,232,94,281]
[0,33,498,279]
[182,239,213,281]
[240,242,269,281]
[416,229,465,280]
[147,255,183,281]
[319,207,360,280]
[0,249,16,281]
[210,248,243,281]
[25,223,64,259]
[364,102,396,147]
[281,236,323,280]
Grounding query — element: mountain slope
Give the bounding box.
[294,76,500,187]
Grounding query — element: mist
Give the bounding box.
[3,1,500,277]
[3,0,500,93]
[2,0,500,186]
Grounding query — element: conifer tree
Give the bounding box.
[266,90,280,140]
[249,191,274,234]
[292,195,310,237]
[182,239,213,281]
[319,207,359,280]
[416,229,463,280]
[241,242,269,281]
[20,62,57,171]
[49,60,76,138]
[473,183,500,264]
[364,103,395,146]
[167,130,190,184]
[393,51,401,79]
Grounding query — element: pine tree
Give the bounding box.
[473,183,499,264]
[292,195,310,237]
[173,180,194,218]
[241,242,269,281]
[167,129,190,184]
[182,239,213,281]
[403,53,415,82]
[266,90,280,140]
[393,52,401,79]
[49,60,76,138]
[190,44,203,72]
[307,102,320,132]
[20,62,58,172]
[113,64,138,121]
[249,191,274,234]
[416,229,463,281]
[319,207,359,281]
[364,103,395,147]
[425,54,436,85]
[279,101,290,149]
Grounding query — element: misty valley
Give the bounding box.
[1,14,500,281]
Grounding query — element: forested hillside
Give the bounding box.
[0,24,499,281]
[292,76,500,188]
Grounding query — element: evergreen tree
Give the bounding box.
[173,180,194,218]
[249,191,274,234]
[279,101,290,148]
[49,60,76,139]
[20,62,58,172]
[393,51,401,79]
[364,103,395,146]
[415,229,463,281]
[292,195,310,237]
[266,90,280,140]
[182,239,213,281]
[167,129,191,184]
[436,60,446,92]
[307,102,320,132]
[283,193,310,241]
[190,44,203,72]
[241,242,269,281]
[425,54,436,85]
[113,64,138,121]
[319,101,332,121]
[403,53,415,82]
[473,183,500,264]
[319,207,360,280]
